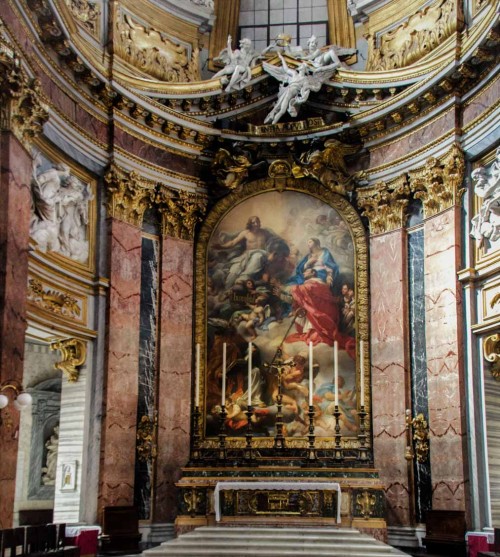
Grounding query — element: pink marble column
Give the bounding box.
[0,132,32,528]
[423,207,467,511]
[370,229,411,526]
[98,219,142,512]
[154,236,193,522]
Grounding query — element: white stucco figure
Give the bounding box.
[41,425,59,486]
[263,53,334,124]
[213,35,259,92]
[296,35,357,70]
[470,147,500,247]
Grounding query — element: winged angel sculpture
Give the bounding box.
[263,52,334,125]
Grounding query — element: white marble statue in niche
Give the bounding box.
[471,147,500,251]
[30,153,93,263]
[41,425,59,486]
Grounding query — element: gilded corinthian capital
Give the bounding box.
[104,164,156,227]
[0,34,48,147]
[157,187,206,240]
[357,175,410,235]
[409,144,465,218]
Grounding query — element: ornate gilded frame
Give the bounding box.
[194,177,370,457]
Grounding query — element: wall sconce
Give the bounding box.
[0,380,33,411]
[405,409,430,463]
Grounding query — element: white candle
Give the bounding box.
[195,343,200,407]
[308,341,313,406]
[222,342,226,407]
[334,341,338,406]
[360,340,365,407]
[248,342,252,407]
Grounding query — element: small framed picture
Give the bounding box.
[60,461,77,491]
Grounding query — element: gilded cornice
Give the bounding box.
[409,143,465,217]
[0,36,48,147]
[104,163,156,227]
[156,186,207,240]
[357,175,411,235]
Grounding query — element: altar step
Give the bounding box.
[144,526,410,556]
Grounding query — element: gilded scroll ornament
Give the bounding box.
[157,188,206,240]
[0,36,48,147]
[357,176,410,234]
[28,278,81,318]
[51,338,87,382]
[356,490,376,518]
[136,414,157,462]
[65,0,100,35]
[115,14,199,82]
[365,0,459,71]
[405,410,430,463]
[104,164,155,227]
[410,144,465,217]
[484,334,500,381]
[212,148,252,190]
[292,139,360,196]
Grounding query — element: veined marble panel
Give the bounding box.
[485,370,500,524]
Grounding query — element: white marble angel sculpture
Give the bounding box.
[213,35,259,92]
[299,35,357,70]
[263,52,334,125]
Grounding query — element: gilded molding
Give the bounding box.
[484,334,500,380]
[65,0,100,36]
[409,143,465,218]
[157,187,207,240]
[115,12,199,82]
[357,175,410,235]
[51,337,87,382]
[291,139,361,196]
[104,164,156,227]
[28,278,83,321]
[0,37,48,147]
[365,0,460,71]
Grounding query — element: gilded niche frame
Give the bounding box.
[194,178,370,456]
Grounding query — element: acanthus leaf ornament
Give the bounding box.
[51,338,87,382]
[104,164,156,227]
[484,334,500,381]
[157,187,207,240]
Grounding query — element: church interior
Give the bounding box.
[0,0,499,555]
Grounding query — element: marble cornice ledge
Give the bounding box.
[104,163,156,228]
[356,174,410,235]
[408,143,465,218]
[0,37,48,149]
[156,185,207,241]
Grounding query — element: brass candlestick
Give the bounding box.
[272,349,286,450]
[333,404,343,461]
[307,404,317,462]
[191,405,202,461]
[218,405,227,461]
[244,405,255,462]
[357,405,368,461]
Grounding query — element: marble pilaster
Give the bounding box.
[370,229,411,526]
[98,218,142,511]
[423,207,467,510]
[154,236,194,522]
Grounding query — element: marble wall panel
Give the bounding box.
[370,111,456,169]
[423,208,467,511]
[463,78,499,128]
[370,230,410,526]
[154,237,193,522]
[99,219,142,510]
[0,133,33,528]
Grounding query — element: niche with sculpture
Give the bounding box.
[195,179,369,453]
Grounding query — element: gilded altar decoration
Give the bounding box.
[356,490,376,518]
[357,176,410,234]
[104,164,155,227]
[410,143,465,217]
[292,139,360,196]
[28,278,82,319]
[51,338,87,382]
[157,188,206,240]
[365,0,459,71]
[136,414,157,462]
[30,152,93,263]
[115,13,199,82]
[470,147,500,252]
[65,0,100,36]
[0,35,48,147]
[212,148,252,190]
[405,410,430,463]
[484,334,500,380]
